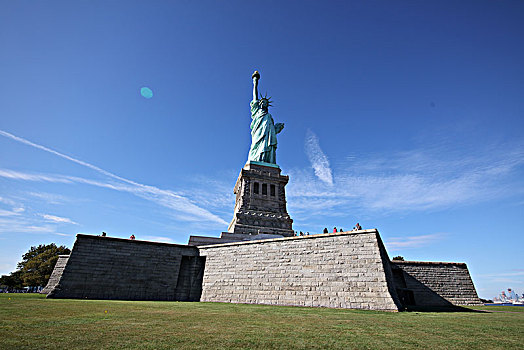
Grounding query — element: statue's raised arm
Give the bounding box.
[252,70,260,101]
[247,70,284,165]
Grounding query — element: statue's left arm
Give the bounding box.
[275,123,284,134]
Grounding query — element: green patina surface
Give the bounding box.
[247,160,280,168]
[248,71,284,165]
[1,294,523,349]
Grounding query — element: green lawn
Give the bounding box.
[1,294,523,349]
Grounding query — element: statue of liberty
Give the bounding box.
[248,71,284,165]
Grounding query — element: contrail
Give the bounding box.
[305,129,334,185]
[0,130,138,186]
[0,129,228,225]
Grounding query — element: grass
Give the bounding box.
[1,294,523,349]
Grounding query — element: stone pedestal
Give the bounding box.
[227,162,294,237]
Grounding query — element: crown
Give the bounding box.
[259,92,273,107]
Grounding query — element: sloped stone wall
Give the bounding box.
[391,261,481,306]
[199,230,402,311]
[46,234,203,301]
[43,232,481,310]
[41,255,69,294]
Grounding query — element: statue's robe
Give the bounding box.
[248,99,282,164]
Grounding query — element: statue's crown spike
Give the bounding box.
[259,91,273,107]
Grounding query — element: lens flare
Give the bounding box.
[140,87,153,99]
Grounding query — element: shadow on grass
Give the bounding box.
[403,305,488,313]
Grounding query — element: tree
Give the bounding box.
[16,243,70,287]
[0,270,23,290]
[392,256,405,261]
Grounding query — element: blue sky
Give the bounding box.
[1,1,523,299]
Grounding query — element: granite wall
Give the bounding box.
[46,234,204,301]
[41,254,69,294]
[44,231,481,311]
[199,230,402,311]
[391,261,481,307]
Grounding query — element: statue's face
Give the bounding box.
[259,99,269,110]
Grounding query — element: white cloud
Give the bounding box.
[0,196,25,216]
[0,195,75,235]
[142,235,175,243]
[0,217,56,234]
[0,212,77,237]
[478,270,524,278]
[26,192,71,204]
[180,175,235,211]
[0,129,131,183]
[0,169,73,183]
[0,196,17,206]
[305,130,333,185]
[288,141,524,214]
[0,209,22,217]
[40,214,78,225]
[0,168,229,226]
[0,129,228,226]
[386,233,443,250]
[54,232,73,237]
